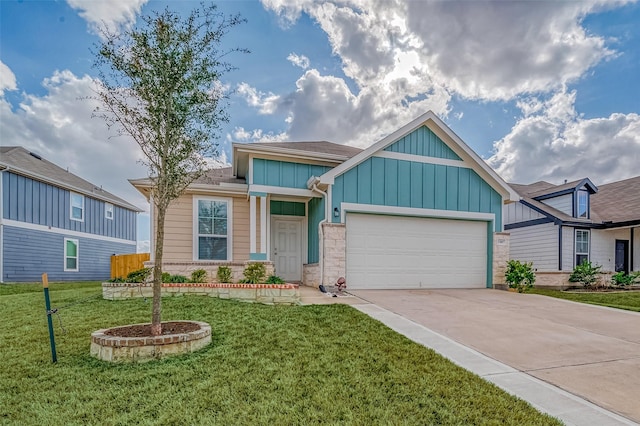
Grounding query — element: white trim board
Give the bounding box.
[249,184,320,199]
[339,203,495,231]
[373,151,470,169]
[3,219,137,246]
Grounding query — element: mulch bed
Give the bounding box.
[104,321,200,338]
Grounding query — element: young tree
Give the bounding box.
[93,4,246,335]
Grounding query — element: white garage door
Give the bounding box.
[346,213,487,289]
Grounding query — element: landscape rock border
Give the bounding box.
[91,320,211,363]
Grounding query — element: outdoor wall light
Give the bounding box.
[333,207,340,218]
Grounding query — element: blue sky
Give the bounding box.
[1,0,639,251]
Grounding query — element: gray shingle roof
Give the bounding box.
[510,176,640,225]
[246,141,363,158]
[0,146,142,212]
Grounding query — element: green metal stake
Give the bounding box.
[42,273,57,363]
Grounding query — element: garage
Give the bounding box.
[346,213,488,289]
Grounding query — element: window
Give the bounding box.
[575,229,590,266]
[70,193,84,221]
[105,203,114,220]
[577,190,588,218]
[194,198,230,260]
[64,238,79,271]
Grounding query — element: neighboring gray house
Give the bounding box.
[505,176,640,287]
[0,147,142,282]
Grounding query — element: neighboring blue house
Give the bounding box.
[132,111,518,289]
[0,146,141,282]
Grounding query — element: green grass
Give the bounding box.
[0,283,560,425]
[530,288,640,312]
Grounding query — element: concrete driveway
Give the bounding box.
[350,289,640,423]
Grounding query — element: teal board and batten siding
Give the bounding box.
[331,157,503,229]
[252,159,332,189]
[307,197,324,264]
[384,126,462,160]
[270,201,305,216]
[2,172,136,241]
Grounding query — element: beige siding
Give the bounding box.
[634,227,639,272]
[542,194,573,216]
[592,228,634,272]
[504,201,545,224]
[161,193,253,262]
[561,226,574,271]
[509,222,558,272]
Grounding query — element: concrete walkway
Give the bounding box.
[300,286,639,425]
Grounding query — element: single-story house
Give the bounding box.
[506,176,640,287]
[131,111,518,289]
[0,146,141,282]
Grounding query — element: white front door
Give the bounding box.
[272,217,303,282]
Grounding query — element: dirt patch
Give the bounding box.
[104,321,200,338]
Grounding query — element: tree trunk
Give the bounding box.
[151,203,167,336]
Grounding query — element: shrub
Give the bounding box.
[191,269,208,283]
[126,267,151,283]
[166,274,188,283]
[569,260,602,289]
[611,271,634,287]
[505,260,535,293]
[162,272,172,283]
[217,266,232,283]
[242,262,266,284]
[107,276,125,283]
[266,275,285,284]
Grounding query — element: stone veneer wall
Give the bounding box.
[492,232,510,288]
[102,282,299,304]
[143,261,274,283]
[302,263,320,287]
[322,223,346,286]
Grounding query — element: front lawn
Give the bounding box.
[0,282,560,425]
[530,288,640,312]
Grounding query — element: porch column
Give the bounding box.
[249,192,268,261]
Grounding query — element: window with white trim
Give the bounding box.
[70,193,84,221]
[64,238,79,271]
[195,198,230,260]
[105,203,114,220]
[577,190,588,218]
[575,229,590,266]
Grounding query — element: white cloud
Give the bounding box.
[66,0,148,36]
[252,0,627,150]
[488,89,640,185]
[0,61,17,93]
[287,53,310,69]
[236,83,281,115]
[227,127,288,143]
[0,69,149,212]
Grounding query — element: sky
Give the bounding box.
[1,0,639,252]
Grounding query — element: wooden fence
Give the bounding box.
[111,253,150,279]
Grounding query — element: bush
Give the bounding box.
[569,260,602,289]
[126,267,151,283]
[162,272,172,283]
[191,269,208,283]
[505,260,535,293]
[107,276,125,283]
[242,262,266,284]
[217,266,232,283]
[611,271,634,286]
[166,274,188,283]
[266,275,285,284]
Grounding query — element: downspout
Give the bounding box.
[310,183,328,287]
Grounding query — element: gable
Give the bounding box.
[383,126,461,160]
[252,158,332,189]
[319,111,518,202]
